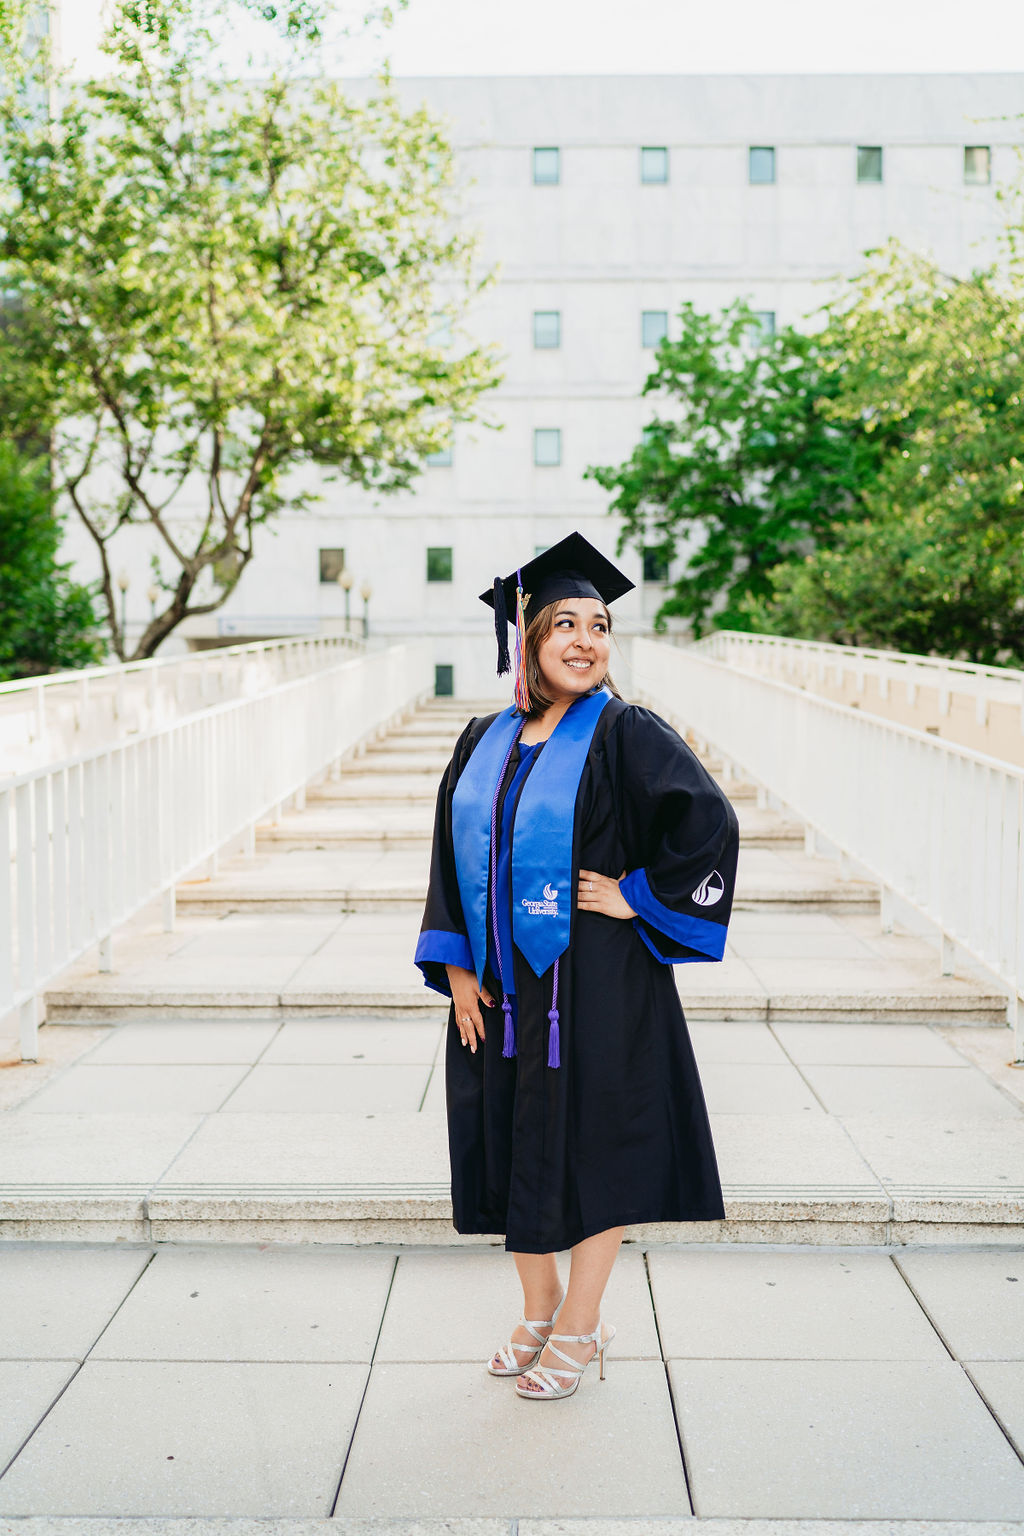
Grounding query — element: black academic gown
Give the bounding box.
[414,695,740,1254]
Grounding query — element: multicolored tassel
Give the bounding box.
[513,572,530,713]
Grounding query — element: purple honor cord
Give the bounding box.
[488,718,562,1068]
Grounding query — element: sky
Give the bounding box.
[60,0,1024,79]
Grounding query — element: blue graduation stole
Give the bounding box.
[451,689,611,985]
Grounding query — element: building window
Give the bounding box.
[964,145,991,185]
[533,310,561,348]
[641,310,669,348]
[748,146,775,184]
[426,546,453,583]
[857,146,883,183]
[318,548,345,584]
[533,428,562,467]
[640,146,669,183]
[533,147,560,185]
[425,444,452,467]
[750,310,776,343]
[643,546,670,583]
[434,663,454,697]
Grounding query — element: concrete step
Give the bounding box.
[170,845,881,915]
[3,1011,1022,1244]
[257,800,805,852]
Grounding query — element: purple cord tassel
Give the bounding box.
[490,720,523,1059]
[547,957,560,1068]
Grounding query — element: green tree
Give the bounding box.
[748,244,1024,663]
[586,301,883,636]
[0,0,499,660]
[0,441,104,680]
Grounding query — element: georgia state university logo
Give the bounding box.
[522,884,559,916]
[691,870,725,907]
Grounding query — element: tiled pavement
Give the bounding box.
[1,1242,1024,1521]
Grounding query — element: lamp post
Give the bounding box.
[116,570,130,651]
[360,580,372,641]
[146,584,159,621]
[337,567,354,635]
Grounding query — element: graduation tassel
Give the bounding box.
[547,956,561,1068]
[492,577,511,677]
[513,575,530,714]
[502,997,516,1058]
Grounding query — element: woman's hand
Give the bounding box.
[577,868,637,920]
[446,964,495,1054]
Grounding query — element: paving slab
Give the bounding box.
[669,1358,1024,1518]
[259,1020,444,1065]
[0,1246,149,1359]
[968,1363,1024,1459]
[648,1250,946,1360]
[334,1360,688,1518]
[374,1247,661,1364]
[797,1064,1020,1119]
[218,1063,433,1114]
[0,1360,368,1516]
[83,1022,280,1065]
[20,1064,253,1116]
[688,1022,792,1064]
[151,1111,450,1195]
[695,1062,824,1115]
[894,1251,1024,1359]
[708,1113,887,1204]
[90,1247,394,1363]
[0,1360,80,1470]
[839,1118,1024,1221]
[773,1022,969,1066]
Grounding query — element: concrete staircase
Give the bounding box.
[1,698,1021,1248]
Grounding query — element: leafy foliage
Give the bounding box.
[0,441,104,680]
[746,244,1024,663]
[586,301,885,636]
[0,0,498,659]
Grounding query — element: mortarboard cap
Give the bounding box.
[478,531,635,707]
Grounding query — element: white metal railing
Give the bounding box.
[693,631,1024,729]
[634,638,1024,1060]
[0,633,366,774]
[1,640,432,1060]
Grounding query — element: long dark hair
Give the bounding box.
[518,598,624,719]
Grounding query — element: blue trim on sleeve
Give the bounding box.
[415,928,474,995]
[620,868,727,963]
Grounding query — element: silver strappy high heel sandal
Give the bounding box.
[487,1290,566,1376]
[514,1321,616,1399]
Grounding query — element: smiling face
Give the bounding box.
[534,600,611,704]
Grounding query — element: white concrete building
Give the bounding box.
[62,72,1024,697]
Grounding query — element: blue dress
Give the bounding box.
[486,739,542,1001]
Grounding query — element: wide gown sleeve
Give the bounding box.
[414,718,478,996]
[615,705,740,965]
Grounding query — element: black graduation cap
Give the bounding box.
[479,531,635,687]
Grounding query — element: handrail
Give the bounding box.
[0,631,362,697]
[0,632,367,774]
[634,637,1024,1061]
[692,631,1024,712]
[1,639,432,1061]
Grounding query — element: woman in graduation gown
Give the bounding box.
[414,532,740,1400]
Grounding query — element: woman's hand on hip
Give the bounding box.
[446,964,495,1054]
[577,868,637,920]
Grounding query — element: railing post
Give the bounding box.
[880,885,895,934]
